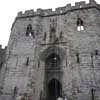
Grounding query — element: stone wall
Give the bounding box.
[1,0,100,100]
[0,45,7,95]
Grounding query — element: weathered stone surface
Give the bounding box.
[1,0,100,100]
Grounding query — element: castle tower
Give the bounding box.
[1,0,100,100]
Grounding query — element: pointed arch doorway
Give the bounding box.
[47,79,62,100]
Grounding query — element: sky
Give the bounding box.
[0,0,100,48]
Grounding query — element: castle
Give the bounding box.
[0,0,100,100]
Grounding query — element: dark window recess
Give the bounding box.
[77,18,83,26]
[31,31,35,38]
[43,32,46,41]
[38,60,40,68]
[91,88,95,100]
[26,24,35,38]
[26,57,29,66]
[59,31,63,39]
[95,50,98,55]
[77,18,84,31]
[46,53,60,68]
[27,24,32,30]
[76,53,80,63]
[50,19,51,22]
[50,24,56,33]
[13,86,18,97]
[66,59,67,67]
[0,62,3,70]
[50,27,56,33]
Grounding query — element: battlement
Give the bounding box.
[17,0,99,18]
[0,45,7,51]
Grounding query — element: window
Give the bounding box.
[43,32,46,41]
[77,18,84,31]
[90,88,95,100]
[0,62,3,70]
[13,86,18,97]
[59,31,63,39]
[26,24,35,38]
[76,53,80,63]
[95,50,98,55]
[27,24,32,31]
[50,24,56,33]
[45,53,60,68]
[26,57,29,66]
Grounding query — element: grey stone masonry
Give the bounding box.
[0,45,7,95]
[1,0,100,100]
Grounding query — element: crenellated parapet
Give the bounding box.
[0,45,7,51]
[17,0,100,18]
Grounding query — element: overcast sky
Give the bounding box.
[0,0,100,48]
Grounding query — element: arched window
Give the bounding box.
[27,24,32,31]
[77,18,84,31]
[26,24,35,38]
[45,53,60,68]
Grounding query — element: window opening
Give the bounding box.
[26,57,29,66]
[95,50,98,55]
[77,18,84,31]
[43,32,47,41]
[26,24,35,38]
[76,53,80,63]
[38,60,40,68]
[45,53,60,68]
[59,31,63,39]
[13,86,18,98]
[91,88,95,100]
[0,62,3,70]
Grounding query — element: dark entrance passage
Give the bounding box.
[47,79,62,100]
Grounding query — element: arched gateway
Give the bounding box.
[47,79,62,100]
[40,46,65,100]
[2,1,100,100]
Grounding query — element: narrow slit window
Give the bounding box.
[77,18,84,31]
[38,60,40,68]
[95,50,98,55]
[43,32,46,41]
[13,86,18,97]
[0,62,3,70]
[76,53,80,63]
[59,31,63,39]
[91,88,95,100]
[26,57,29,66]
